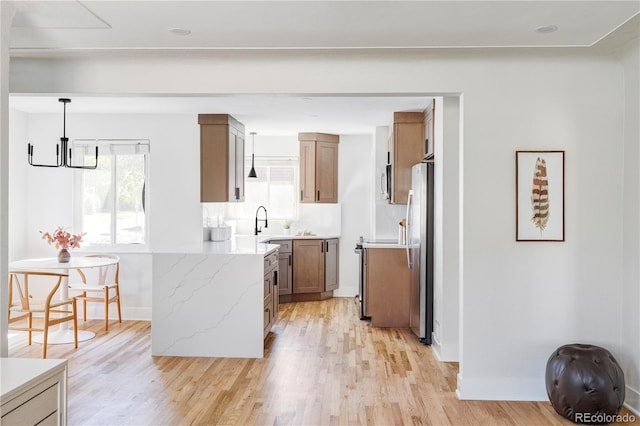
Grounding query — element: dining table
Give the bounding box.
[8,255,119,344]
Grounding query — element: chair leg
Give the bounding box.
[43,311,50,359]
[116,285,122,324]
[83,292,87,322]
[28,313,33,346]
[104,287,109,331]
[72,300,78,349]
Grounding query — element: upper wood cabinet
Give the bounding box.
[198,114,245,202]
[299,132,339,204]
[389,112,425,205]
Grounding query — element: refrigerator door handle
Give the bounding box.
[405,189,413,269]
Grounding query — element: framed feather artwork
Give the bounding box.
[516,150,565,241]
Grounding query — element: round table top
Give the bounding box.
[9,256,118,271]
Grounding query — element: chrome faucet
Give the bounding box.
[255,206,268,236]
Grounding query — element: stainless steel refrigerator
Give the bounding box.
[406,161,434,344]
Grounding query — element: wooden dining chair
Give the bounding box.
[68,254,121,331]
[8,270,78,358]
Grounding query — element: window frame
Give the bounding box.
[72,139,150,251]
[239,155,299,221]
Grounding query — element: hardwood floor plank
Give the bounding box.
[8,298,638,425]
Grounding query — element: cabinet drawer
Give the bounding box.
[264,251,278,271]
[274,240,292,253]
[263,304,272,338]
[264,274,273,303]
[2,382,58,426]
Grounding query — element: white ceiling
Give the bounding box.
[9,1,640,51]
[7,1,639,135]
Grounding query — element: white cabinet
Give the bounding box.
[1,358,68,426]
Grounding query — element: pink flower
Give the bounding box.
[40,226,84,250]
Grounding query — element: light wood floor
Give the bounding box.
[7,298,636,425]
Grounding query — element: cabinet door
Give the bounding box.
[316,142,338,203]
[278,253,292,296]
[392,121,424,204]
[200,125,229,202]
[293,240,324,293]
[324,239,339,291]
[234,128,245,202]
[299,141,316,203]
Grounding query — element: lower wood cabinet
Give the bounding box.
[291,238,339,301]
[263,250,279,339]
[269,238,340,303]
[275,240,293,299]
[365,248,410,327]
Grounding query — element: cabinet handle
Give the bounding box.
[321,242,324,253]
[274,271,278,286]
[317,190,320,201]
[288,255,291,266]
[235,187,240,200]
[326,241,329,252]
[300,190,303,201]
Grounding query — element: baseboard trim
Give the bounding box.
[456,373,548,401]
[82,306,151,321]
[624,384,640,416]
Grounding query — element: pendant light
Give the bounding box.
[248,132,257,178]
[27,98,98,169]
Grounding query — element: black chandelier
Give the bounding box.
[27,98,98,169]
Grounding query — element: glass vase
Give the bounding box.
[58,248,70,263]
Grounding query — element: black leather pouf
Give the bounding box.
[546,344,625,424]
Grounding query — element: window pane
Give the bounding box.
[269,166,296,218]
[82,155,113,244]
[115,155,146,244]
[243,166,269,217]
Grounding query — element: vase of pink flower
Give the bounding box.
[41,226,84,263]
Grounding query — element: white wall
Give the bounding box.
[620,35,640,415]
[432,96,460,362]
[335,134,372,298]
[8,47,632,401]
[0,1,14,358]
[8,109,27,260]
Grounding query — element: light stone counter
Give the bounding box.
[151,234,339,359]
[151,237,280,359]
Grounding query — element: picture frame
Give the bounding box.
[516,150,565,241]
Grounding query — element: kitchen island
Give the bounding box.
[151,238,279,358]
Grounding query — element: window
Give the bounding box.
[73,139,149,245]
[242,157,298,220]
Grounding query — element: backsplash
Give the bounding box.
[202,202,341,236]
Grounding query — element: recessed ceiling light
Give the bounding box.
[169,28,191,36]
[535,25,558,34]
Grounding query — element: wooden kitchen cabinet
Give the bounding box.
[263,250,279,339]
[292,238,339,301]
[299,133,339,203]
[198,114,245,202]
[365,248,410,327]
[389,111,424,204]
[274,240,293,302]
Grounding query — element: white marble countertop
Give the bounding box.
[253,234,341,242]
[153,234,341,255]
[154,239,280,255]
